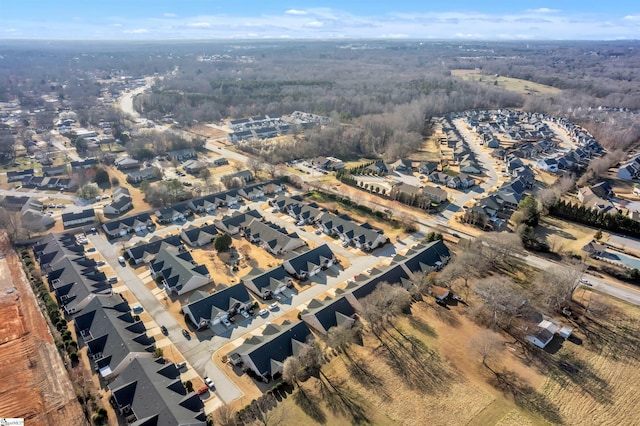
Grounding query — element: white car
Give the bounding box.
[258,308,269,316]
[118,256,126,265]
[221,317,232,327]
[580,279,592,286]
[204,376,215,389]
[269,302,279,310]
[240,310,250,319]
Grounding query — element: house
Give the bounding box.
[582,240,607,257]
[243,219,306,255]
[242,266,293,300]
[155,204,192,224]
[525,320,559,349]
[109,358,206,425]
[114,157,140,170]
[282,244,336,281]
[181,223,218,247]
[446,176,462,189]
[459,161,482,174]
[74,294,156,379]
[536,158,559,173]
[103,187,133,216]
[166,148,196,161]
[366,161,388,175]
[182,283,252,330]
[487,138,501,149]
[212,157,229,167]
[345,264,413,309]
[149,247,211,295]
[430,286,450,301]
[422,186,448,204]
[61,208,95,229]
[316,213,387,251]
[7,168,34,182]
[214,209,263,235]
[429,172,450,185]
[239,185,264,201]
[42,164,68,176]
[418,161,439,175]
[225,169,254,184]
[102,213,154,239]
[20,199,56,232]
[70,158,98,172]
[458,173,476,189]
[183,159,208,174]
[617,156,640,181]
[300,296,356,335]
[126,235,184,265]
[229,321,311,380]
[389,158,413,173]
[126,168,157,184]
[392,240,451,274]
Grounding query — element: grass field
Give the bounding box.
[451,69,562,96]
[244,281,640,426]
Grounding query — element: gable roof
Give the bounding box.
[127,235,184,263]
[242,266,293,297]
[394,240,451,274]
[183,283,251,327]
[150,247,210,293]
[109,358,206,426]
[244,219,303,253]
[283,244,335,274]
[234,321,311,378]
[180,223,218,247]
[350,264,412,301]
[301,296,355,333]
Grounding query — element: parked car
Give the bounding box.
[204,377,215,389]
[107,276,118,284]
[269,302,279,310]
[580,278,592,286]
[196,385,208,395]
[117,256,126,265]
[160,325,168,335]
[240,310,250,319]
[182,329,190,338]
[314,228,322,235]
[221,317,231,327]
[258,308,269,316]
[175,361,186,369]
[132,305,143,314]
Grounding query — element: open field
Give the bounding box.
[451,69,563,96]
[0,232,86,424]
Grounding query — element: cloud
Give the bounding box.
[163,13,177,18]
[526,8,559,13]
[187,22,211,28]
[623,15,640,21]
[285,9,307,16]
[305,21,324,28]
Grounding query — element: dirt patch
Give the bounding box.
[0,232,86,424]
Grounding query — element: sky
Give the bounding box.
[1,1,640,40]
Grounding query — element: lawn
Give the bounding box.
[451,69,562,96]
[536,216,597,256]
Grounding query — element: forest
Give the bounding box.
[1,40,640,162]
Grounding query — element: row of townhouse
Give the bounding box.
[222,240,450,381]
[270,195,388,252]
[32,233,206,424]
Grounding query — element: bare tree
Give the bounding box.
[470,329,503,372]
[474,276,528,329]
[535,262,586,311]
[0,208,24,242]
[212,405,236,426]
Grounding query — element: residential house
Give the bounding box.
[536,158,559,173]
[126,235,184,265]
[225,169,254,184]
[7,168,34,182]
[181,223,218,247]
[617,156,640,181]
[74,294,156,379]
[229,321,311,380]
[389,158,413,173]
[429,172,450,186]
[582,240,607,257]
[458,173,476,189]
[70,158,98,173]
[109,358,206,425]
[126,168,157,184]
[365,161,388,175]
[430,286,450,301]
[155,203,192,224]
[418,161,439,175]
[392,240,451,275]
[300,296,355,335]
[149,247,211,296]
[243,219,306,255]
[446,176,462,189]
[316,213,387,251]
[61,208,95,229]
[166,148,196,162]
[103,187,133,216]
[42,164,68,176]
[214,209,263,235]
[345,264,412,310]
[183,159,208,174]
[114,157,140,170]
[239,185,265,201]
[102,213,154,239]
[182,283,252,329]
[212,157,229,167]
[525,320,559,349]
[422,186,448,204]
[459,161,482,174]
[282,244,337,281]
[242,266,294,299]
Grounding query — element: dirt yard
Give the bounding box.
[0,232,86,425]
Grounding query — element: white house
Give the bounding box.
[525,319,559,348]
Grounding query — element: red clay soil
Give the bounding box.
[0,232,87,425]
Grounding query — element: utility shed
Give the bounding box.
[559,326,573,339]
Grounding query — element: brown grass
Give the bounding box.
[451,69,562,96]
